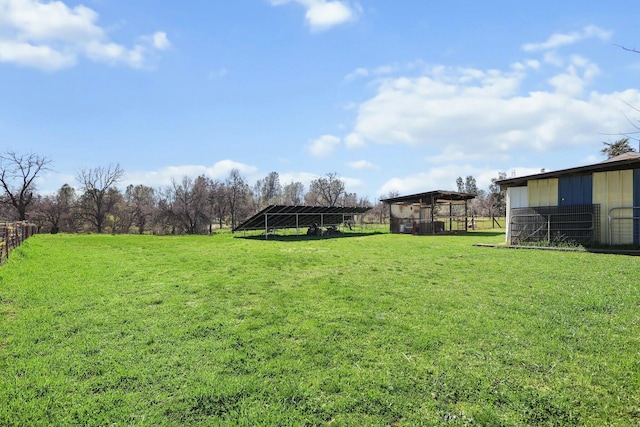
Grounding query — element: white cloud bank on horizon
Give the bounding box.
[122,160,259,189]
[339,25,640,195]
[0,0,170,71]
[269,0,359,31]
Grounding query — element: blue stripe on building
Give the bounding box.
[558,175,593,206]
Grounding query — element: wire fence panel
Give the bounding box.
[608,207,640,246]
[0,221,38,264]
[509,204,600,246]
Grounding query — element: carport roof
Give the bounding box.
[233,205,371,232]
[380,190,475,205]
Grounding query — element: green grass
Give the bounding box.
[1,230,639,426]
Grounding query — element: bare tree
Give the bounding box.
[76,164,124,233]
[226,168,250,230]
[106,187,125,234]
[208,179,228,230]
[282,181,305,205]
[170,175,210,234]
[154,186,178,234]
[123,184,156,234]
[260,171,282,206]
[488,171,507,218]
[617,44,640,54]
[308,172,345,207]
[32,184,78,233]
[57,184,78,232]
[372,190,399,224]
[0,151,52,220]
[340,192,359,207]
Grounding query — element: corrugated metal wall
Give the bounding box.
[558,175,593,206]
[506,169,640,245]
[634,169,640,245]
[505,186,528,242]
[528,178,558,207]
[593,170,634,244]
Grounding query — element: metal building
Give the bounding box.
[497,153,640,246]
[381,190,476,235]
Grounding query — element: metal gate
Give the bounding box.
[608,206,640,246]
[509,205,599,245]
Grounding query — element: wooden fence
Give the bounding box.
[0,221,38,264]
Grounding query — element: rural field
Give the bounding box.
[0,229,639,426]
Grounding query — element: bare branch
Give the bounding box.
[0,151,53,220]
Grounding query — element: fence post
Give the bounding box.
[0,221,38,263]
[4,224,9,261]
[0,224,4,262]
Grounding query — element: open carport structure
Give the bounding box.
[233,205,371,238]
[381,190,476,235]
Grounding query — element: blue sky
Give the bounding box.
[1,0,640,201]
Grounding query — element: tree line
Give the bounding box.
[1,151,518,235]
[0,152,380,234]
[455,173,507,220]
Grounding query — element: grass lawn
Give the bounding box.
[0,230,639,426]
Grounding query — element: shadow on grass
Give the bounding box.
[235,231,387,241]
[466,230,505,237]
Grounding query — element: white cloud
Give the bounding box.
[344,132,365,148]
[342,176,365,193]
[344,67,368,81]
[341,28,640,197]
[208,67,228,79]
[122,160,258,189]
[0,39,76,70]
[522,25,611,52]
[344,62,408,82]
[346,61,640,160]
[279,171,318,188]
[308,134,341,158]
[377,164,523,198]
[209,160,258,178]
[347,160,376,170]
[151,31,171,50]
[0,0,170,70]
[269,0,359,31]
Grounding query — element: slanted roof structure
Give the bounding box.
[380,190,476,205]
[380,190,476,235]
[497,152,640,188]
[233,205,371,233]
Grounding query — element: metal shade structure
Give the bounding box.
[380,190,476,235]
[233,205,371,235]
